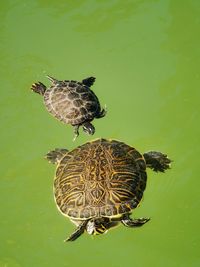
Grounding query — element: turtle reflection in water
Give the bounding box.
[31,76,106,140]
[45,139,171,242]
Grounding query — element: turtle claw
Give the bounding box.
[46,75,59,85]
[73,125,80,141]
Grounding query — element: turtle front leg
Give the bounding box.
[65,221,88,242]
[121,214,150,228]
[45,148,68,164]
[31,82,46,96]
[73,125,80,141]
[96,105,107,119]
[143,151,171,172]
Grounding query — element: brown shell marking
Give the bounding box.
[54,139,147,219]
[43,81,101,125]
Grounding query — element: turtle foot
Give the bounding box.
[31,82,46,95]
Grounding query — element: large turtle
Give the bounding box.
[45,138,171,242]
[31,76,106,140]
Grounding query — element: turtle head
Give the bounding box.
[82,122,95,136]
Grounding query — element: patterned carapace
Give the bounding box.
[53,139,147,219]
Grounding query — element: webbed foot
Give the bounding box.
[143,151,172,172]
[45,148,68,164]
[82,122,95,135]
[64,221,88,242]
[121,214,150,228]
[31,82,46,95]
[82,77,96,87]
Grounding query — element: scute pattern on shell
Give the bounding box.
[54,139,147,220]
[44,80,101,125]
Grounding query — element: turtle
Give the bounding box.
[31,76,106,140]
[45,138,171,242]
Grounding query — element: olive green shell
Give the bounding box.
[43,80,101,126]
[54,139,147,220]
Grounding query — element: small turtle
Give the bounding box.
[31,76,106,140]
[45,138,171,242]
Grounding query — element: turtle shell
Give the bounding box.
[43,80,101,126]
[54,139,147,220]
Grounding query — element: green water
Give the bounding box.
[1,0,200,266]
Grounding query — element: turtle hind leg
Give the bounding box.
[121,214,150,228]
[82,77,96,87]
[64,221,88,242]
[45,148,68,164]
[143,151,172,172]
[31,82,46,95]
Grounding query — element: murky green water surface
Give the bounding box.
[1,1,200,266]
